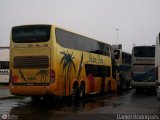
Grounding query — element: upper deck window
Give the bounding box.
[12,25,51,43]
[55,28,110,56]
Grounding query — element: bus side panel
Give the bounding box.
[155,34,160,99]
[0,74,10,83]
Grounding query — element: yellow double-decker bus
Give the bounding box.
[10,24,117,100]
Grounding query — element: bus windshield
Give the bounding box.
[12,25,51,43]
[114,50,120,59]
[0,61,9,69]
[133,47,155,57]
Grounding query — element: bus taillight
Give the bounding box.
[12,76,19,83]
[50,69,55,83]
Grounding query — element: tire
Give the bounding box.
[117,85,123,95]
[136,88,142,93]
[119,74,123,91]
[127,80,131,90]
[79,83,85,98]
[107,81,111,94]
[31,96,41,102]
[72,83,79,100]
[157,92,160,101]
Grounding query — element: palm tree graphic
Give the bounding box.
[36,69,48,82]
[77,53,83,80]
[19,69,27,81]
[60,51,76,95]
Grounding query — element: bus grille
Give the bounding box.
[13,56,49,68]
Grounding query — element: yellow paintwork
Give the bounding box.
[10,25,117,97]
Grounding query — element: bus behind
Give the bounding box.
[131,46,156,92]
[155,33,160,99]
[0,47,9,84]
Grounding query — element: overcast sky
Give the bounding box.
[1,0,160,53]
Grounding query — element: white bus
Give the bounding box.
[0,47,9,84]
[131,46,156,92]
[155,33,160,99]
[114,49,131,90]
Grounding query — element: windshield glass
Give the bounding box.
[114,50,120,59]
[133,46,155,57]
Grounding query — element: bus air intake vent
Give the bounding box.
[13,56,49,68]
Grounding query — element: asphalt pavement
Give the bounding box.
[0,85,15,100]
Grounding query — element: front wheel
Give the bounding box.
[136,88,143,93]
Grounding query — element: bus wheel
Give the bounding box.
[31,96,41,102]
[72,83,79,100]
[136,88,143,93]
[79,83,85,98]
[107,81,111,94]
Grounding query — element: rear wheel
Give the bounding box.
[107,81,111,94]
[126,80,131,90]
[79,83,85,98]
[118,74,123,93]
[157,91,160,100]
[31,96,41,102]
[72,83,79,100]
[136,88,143,93]
[42,95,54,101]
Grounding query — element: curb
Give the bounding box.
[0,95,25,100]
[0,95,16,100]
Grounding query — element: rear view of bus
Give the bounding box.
[0,47,9,84]
[155,33,160,99]
[131,46,156,92]
[10,25,53,98]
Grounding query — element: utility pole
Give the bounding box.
[116,28,119,44]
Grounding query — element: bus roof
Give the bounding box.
[12,24,112,46]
